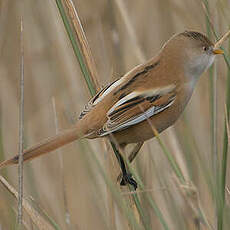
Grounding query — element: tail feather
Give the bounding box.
[0,126,83,169]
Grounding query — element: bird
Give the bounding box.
[0,31,224,189]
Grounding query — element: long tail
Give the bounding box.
[0,123,86,169]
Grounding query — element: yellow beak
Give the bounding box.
[213,48,224,55]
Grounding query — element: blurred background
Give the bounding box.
[0,0,230,229]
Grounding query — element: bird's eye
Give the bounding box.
[203,46,208,51]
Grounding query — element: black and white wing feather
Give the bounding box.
[79,79,122,119]
[99,84,176,136]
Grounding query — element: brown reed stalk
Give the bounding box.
[62,0,100,91]
[0,175,55,230]
[17,16,24,227]
[214,30,230,48]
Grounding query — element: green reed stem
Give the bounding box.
[220,38,230,229]
[55,0,96,96]
[201,1,230,229]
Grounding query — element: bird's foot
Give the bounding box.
[120,173,137,190]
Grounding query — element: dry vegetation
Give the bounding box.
[0,0,230,229]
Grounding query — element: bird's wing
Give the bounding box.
[98,84,176,136]
[79,61,160,120]
[79,79,121,119]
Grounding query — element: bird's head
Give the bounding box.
[161,31,223,78]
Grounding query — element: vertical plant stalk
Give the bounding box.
[213,31,230,215]
[145,119,185,183]
[62,0,100,91]
[204,0,218,179]
[0,176,56,230]
[55,0,97,96]
[52,98,71,227]
[201,1,230,229]
[17,16,24,227]
[202,3,220,229]
[220,37,230,229]
[215,30,230,230]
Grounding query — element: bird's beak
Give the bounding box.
[213,48,224,55]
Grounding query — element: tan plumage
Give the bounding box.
[0,31,224,169]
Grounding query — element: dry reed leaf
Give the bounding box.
[214,29,230,48]
[0,176,55,230]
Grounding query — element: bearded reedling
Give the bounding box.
[1,30,229,189]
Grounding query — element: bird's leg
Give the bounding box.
[128,142,144,163]
[117,142,144,183]
[117,151,138,190]
[110,142,137,190]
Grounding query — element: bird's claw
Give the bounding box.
[120,173,137,190]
